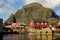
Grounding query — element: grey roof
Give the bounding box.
[33,19,48,23]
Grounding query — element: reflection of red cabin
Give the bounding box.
[28,19,49,28]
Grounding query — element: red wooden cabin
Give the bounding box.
[5,23,20,28]
[56,22,60,28]
[28,19,49,28]
[51,23,57,26]
[57,22,60,26]
[51,22,60,28]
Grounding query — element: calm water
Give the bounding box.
[3,34,40,40]
[3,34,52,40]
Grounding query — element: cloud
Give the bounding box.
[7,0,23,4]
[0,0,19,14]
[7,0,15,4]
[25,0,60,9]
[0,0,5,7]
[0,0,60,15]
[0,0,4,5]
[0,0,25,14]
[0,4,15,14]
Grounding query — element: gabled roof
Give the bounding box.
[33,19,48,23]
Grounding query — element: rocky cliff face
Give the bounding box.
[5,3,59,24]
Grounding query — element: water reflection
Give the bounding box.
[3,34,52,40]
[0,33,3,40]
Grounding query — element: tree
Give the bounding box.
[13,15,16,23]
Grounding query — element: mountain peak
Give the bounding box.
[23,2,43,8]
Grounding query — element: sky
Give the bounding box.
[0,0,60,22]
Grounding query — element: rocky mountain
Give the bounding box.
[5,3,59,24]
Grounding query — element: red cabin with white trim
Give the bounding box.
[28,19,49,28]
[5,23,20,28]
[55,22,60,28]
